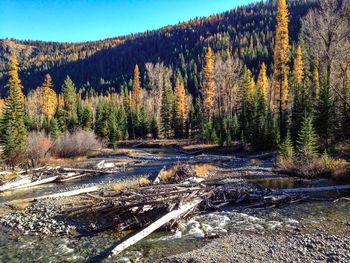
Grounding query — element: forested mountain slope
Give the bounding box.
[0,0,316,95]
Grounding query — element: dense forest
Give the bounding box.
[0,0,349,178]
[0,0,316,95]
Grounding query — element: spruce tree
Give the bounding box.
[296,115,318,161]
[61,76,78,131]
[161,75,173,138]
[150,114,159,139]
[315,74,335,149]
[1,54,27,165]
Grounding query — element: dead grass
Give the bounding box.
[158,163,216,182]
[277,155,350,179]
[112,177,151,192]
[159,166,177,182]
[192,164,216,177]
[9,201,32,211]
[138,177,151,186]
[46,156,87,167]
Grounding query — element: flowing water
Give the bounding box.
[0,147,349,263]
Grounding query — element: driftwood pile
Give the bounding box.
[62,164,309,256]
[0,160,118,192]
[64,164,306,232]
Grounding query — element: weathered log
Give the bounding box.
[5,186,99,205]
[0,177,32,192]
[109,198,202,257]
[62,167,115,174]
[280,185,350,193]
[12,176,59,190]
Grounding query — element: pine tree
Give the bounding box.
[273,0,290,138]
[293,45,304,85]
[203,47,215,119]
[279,132,294,161]
[297,115,318,161]
[315,74,335,149]
[150,114,159,139]
[189,97,204,139]
[42,74,58,121]
[49,118,60,140]
[1,54,27,165]
[61,75,78,131]
[161,75,173,138]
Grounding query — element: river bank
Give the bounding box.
[0,145,349,262]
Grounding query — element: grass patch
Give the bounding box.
[277,153,350,180]
[192,164,216,177]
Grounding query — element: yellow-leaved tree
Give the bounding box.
[313,58,320,98]
[293,45,304,85]
[8,53,25,105]
[132,64,142,109]
[273,0,290,135]
[0,97,4,115]
[203,47,215,118]
[42,74,58,121]
[257,63,269,108]
[174,75,187,128]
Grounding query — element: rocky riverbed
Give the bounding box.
[0,147,349,262]
[158,230,350,263]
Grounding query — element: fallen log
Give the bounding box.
[62,167,116,174]
[0,177,32,192]
[12,176,59,190]
[5,186,99,205]
[279,185,350,193]
[109,198,202,257]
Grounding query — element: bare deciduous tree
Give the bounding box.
[301,0,350,94]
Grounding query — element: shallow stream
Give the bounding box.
[0,148,349,262]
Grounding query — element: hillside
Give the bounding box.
[0,0,316,95]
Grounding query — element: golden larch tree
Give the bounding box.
[313,58,320,98]
[203,47,216,118]
[175,76,187,127]
[8,53,25,104]
[293,45,304,85]
[257,63,269,104]
[42,74,58,120]
[132,64,142,108]
[0,97,4,115]
[273,0,290,133]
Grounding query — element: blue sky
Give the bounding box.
[0,0,256,43]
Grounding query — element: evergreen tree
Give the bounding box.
[315,73,335,149]
[61,75,78,131]
[150,114,159,139]
[1,54,27,165]
[189,97,204,139]
[279,132,294,161]
[161,75,173,138]
[49,118,60,140]
[296,115,318,161]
